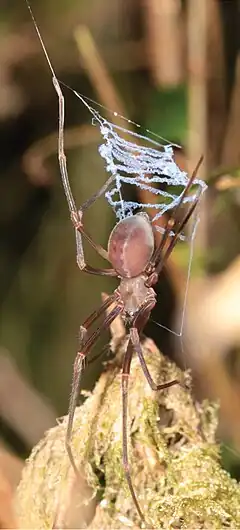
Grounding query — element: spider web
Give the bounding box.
[71,88,207,243]
[99,122,206,234]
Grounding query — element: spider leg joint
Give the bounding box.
[71,210,83,230]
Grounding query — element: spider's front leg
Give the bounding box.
[71,201,110,264]
[52,76,117,275]
[73,228,117,276]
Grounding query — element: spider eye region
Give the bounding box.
[108,213,154,278]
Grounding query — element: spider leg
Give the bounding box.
[52,76,116,270]
[120,305,180,525]
[121,337,146,525]
[74,229,117,276]
[155,194,199,276]
[66,295,123,475]
[151,156,204,269]
[131,302,179,391]
[130,326,178,391]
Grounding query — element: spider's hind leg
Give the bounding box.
[66,294,123,475]
[130,326,179,392]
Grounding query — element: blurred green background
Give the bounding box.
[0,0,240,484]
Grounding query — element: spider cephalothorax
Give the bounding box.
[108,212,155,278]
[109,212,156,319]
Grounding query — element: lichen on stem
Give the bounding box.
[16,312,240,529]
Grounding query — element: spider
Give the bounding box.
[25,1,204,523]
[65,157,202,526]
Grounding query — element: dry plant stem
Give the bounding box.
[0,445,23,492]
[222,54,240,167]
[0,445,22,530]
[16,314,240,529]
[187,0,208,250]
[206,0,226,169]
[22,124,100,185]
[0,349,56,447]
[0,467,18,529]
[143,0,183,87]
[74,26,125,117]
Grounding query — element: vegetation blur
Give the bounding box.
[0,0,240,513]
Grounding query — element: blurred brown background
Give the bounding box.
[0,0,239,510]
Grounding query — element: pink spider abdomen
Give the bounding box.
[108,213,154,278]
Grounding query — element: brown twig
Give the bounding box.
[0,348,56,448]
[222,54,240,167]
[143,0,183,87]
[22,124,100,186]
[187,0,208,250]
